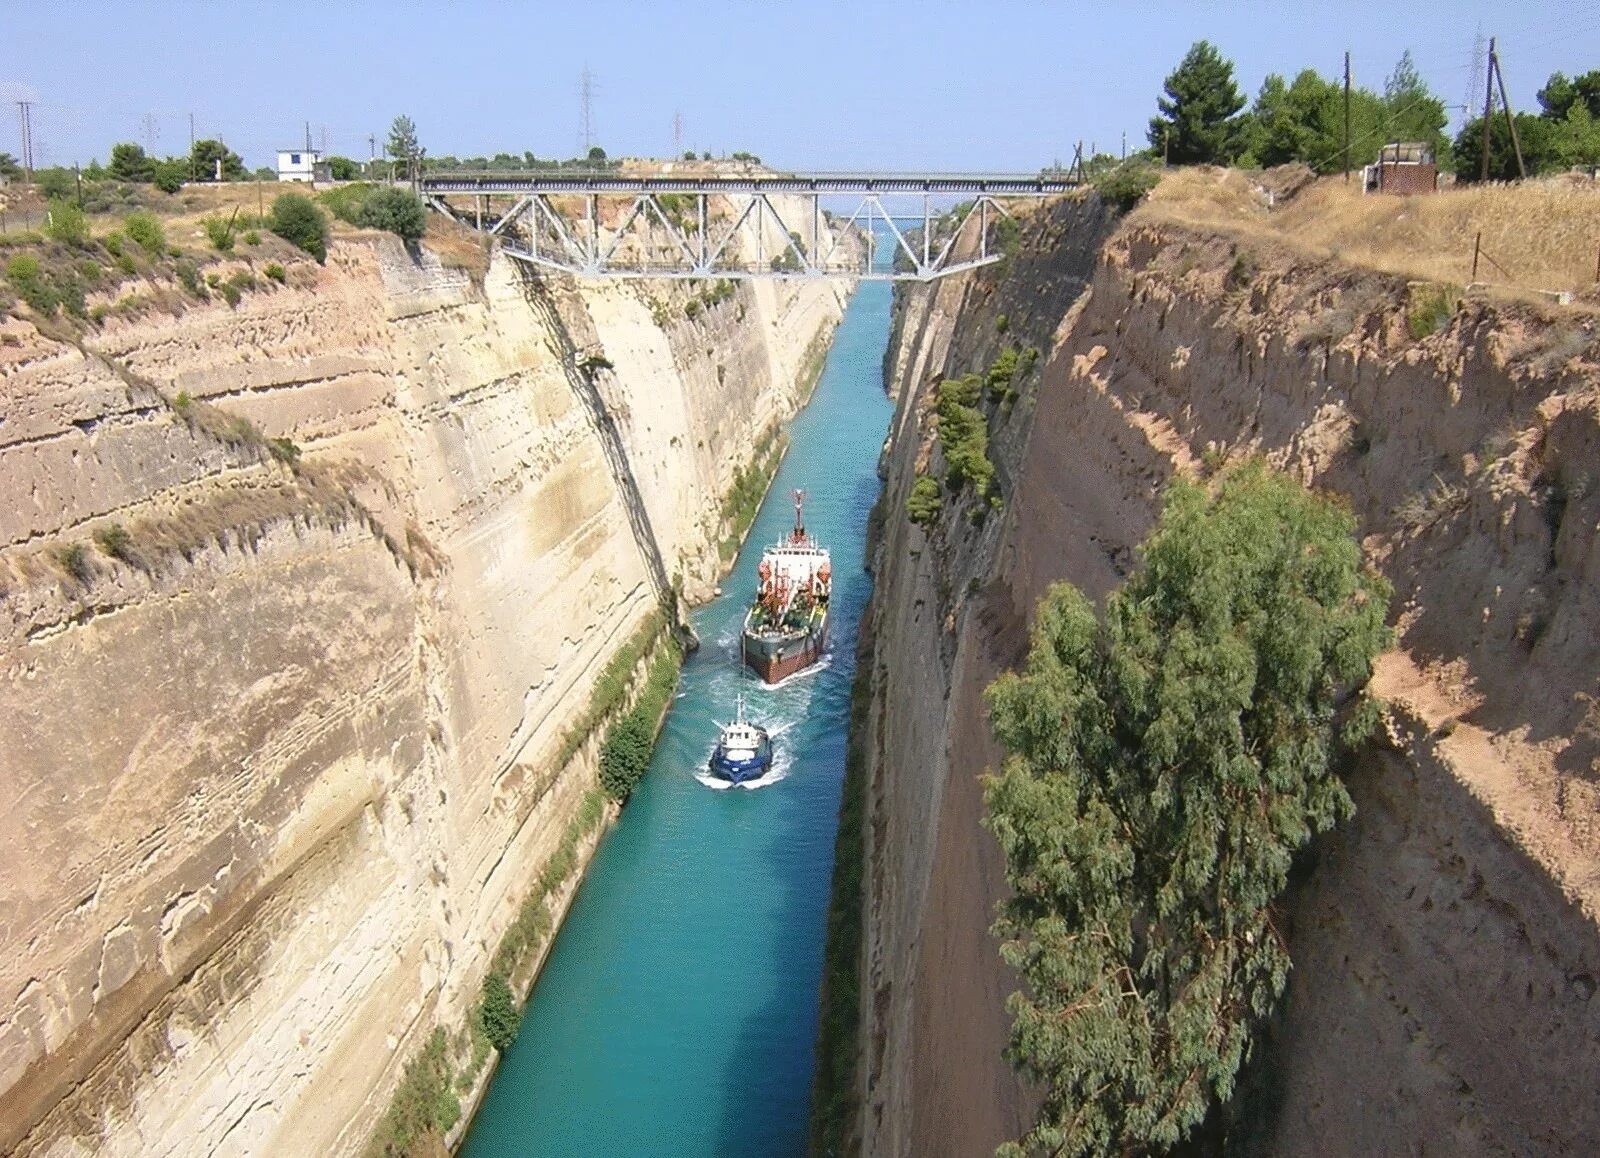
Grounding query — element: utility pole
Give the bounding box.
[1491,40,1526,179]
[304,120,312,154]
[1480,36,1497,181]
[1343,51,1352,182]
[319,125,328,154]
[580,65,596,155]
[142,112,159,152]
[16,100,34,181]
[1121,130,1127,160]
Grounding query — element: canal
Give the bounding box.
[461,275,895,1156]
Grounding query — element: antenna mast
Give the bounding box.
[580,65,596,154]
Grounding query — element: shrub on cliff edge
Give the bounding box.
[984,460,1390,1158]
[359,186,428,242]
[269,193,329,263]
[1093,162,1161,213]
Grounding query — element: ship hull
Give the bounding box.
[741,611,829,684]
[708,742,773,785]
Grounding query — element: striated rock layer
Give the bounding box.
[0,234,848,1155]
[860,195,1600,1155]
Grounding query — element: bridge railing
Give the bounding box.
[421,170,1081,196]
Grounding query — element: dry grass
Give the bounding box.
[424,214,491,284]
[1140,167,1600,296]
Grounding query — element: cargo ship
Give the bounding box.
[741,490,831,684]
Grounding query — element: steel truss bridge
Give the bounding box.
[420,171,1081,282]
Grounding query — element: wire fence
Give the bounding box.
[0,207,47,235]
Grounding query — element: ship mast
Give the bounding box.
[792,489,806,543]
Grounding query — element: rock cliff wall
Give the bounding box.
[860,193,1600,1155]
[0,230,848,1155]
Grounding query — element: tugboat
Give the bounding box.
[741,490,831,684]
[708,697,773,785]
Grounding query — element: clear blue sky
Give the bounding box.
[3,1,1597,171]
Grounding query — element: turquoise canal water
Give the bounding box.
[461,279,894,1157]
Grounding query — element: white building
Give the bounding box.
[275,148,323,183]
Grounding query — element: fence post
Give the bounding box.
[1472,231,1482,281]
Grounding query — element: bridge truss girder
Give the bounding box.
[426,189,1032,282]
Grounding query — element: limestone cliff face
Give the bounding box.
[862,196,1600,1155]
[0,234,847,1155]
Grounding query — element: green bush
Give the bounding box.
[36,168,74,199]
[53,542,93,583]
[906,475,943,525]
[477,974,521,1052]
[6,254,41,283]
[935,375,996,498]
[242,229,260,246]
[267,436,300,463]
[983,460,1391,1158]
[152,159,186,194]
[5,253,83,318]
[46,199,89,247]
[1406,284,1456,340]
[263,261,287,283]
[174,260,206,299]
[318,182,375,225]
[201,214,235,252]
[1093,162,1162,213]
[124,212,166,256]
[358,186,428,241]
[268,193,329,262]
[94,523,139,565]
[599,713,653,800]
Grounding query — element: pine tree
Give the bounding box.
[1147,41,1248,164]
[1383,51,1449,158]
[386,115,426,180]
[984,461,1390,1158]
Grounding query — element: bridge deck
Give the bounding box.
[421,170,1080,196]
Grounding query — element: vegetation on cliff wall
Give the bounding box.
[599,635,684,800]
[982,461,1390,1158]
[909,345,1042,527]
[720,424,786,561]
